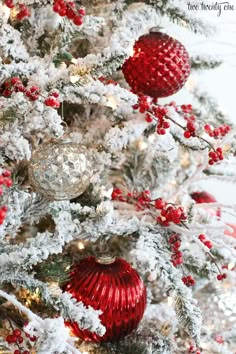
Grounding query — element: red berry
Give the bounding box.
[17,85,26,92]
[11,77,20,85]
[50,92,59,98]
[204,240,213,249]
[154,198,165,210]
[23,351,30,354]
[5,0,14,8]
[198,234,206,242]
[6,334,17,343]
[217,274,223,281]
[4,178,12,187]
[14,350,21,354]
[30,335,37,342]
[0,210,6,219]
[222,273,227,279]
[3,89,12,97]
[3,170,11,177]
[209,159,214,165]
[184,131,191,139]
[73,15,83,26]
[13,329,21,337]
[44,97,57,107]
[204,124,211,132]
[145,114,153,123]
[78,8,86,16]
[59,7,67,16]
[157,128,166,135]
[53,4,61,12]
[186,121,195,132]
[17,336,24,344]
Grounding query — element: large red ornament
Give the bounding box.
[63,256,146,342]
[191,191,221,218]
[122,30,191,98]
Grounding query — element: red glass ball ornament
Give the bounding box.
[191,191,220,217]
[63,256,146,342]
[122,30,191,98]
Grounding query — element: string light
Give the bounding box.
[77,241,85,250]
[106,95,118,109]
[228,262,235,270]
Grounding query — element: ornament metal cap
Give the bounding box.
[95,254,116,264]
[149,26,166,33]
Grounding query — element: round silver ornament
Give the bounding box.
[28,140,92,200]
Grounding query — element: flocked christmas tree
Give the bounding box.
[0,0,236,353]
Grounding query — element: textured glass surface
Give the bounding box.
[122,31,191,98]
[63,256,147,342]
[28,141,92,200]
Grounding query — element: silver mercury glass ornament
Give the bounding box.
[28,140,92,200]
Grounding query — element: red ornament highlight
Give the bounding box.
[63,256,146,342]
[191,191,221,218]
[122,30,191,98]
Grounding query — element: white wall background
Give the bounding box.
[162,2,236,221]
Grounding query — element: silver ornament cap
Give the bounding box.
[28,140,92,201]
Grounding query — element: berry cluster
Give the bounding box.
[6,327,35,354]
[52,0,85,26]
[156,202,188,227]
[44,91,60,108]
[112,189,188,226]
[183,116,197,139]
[168,234,183,266]
[208,147,224,165]
[217,273,227,281]
[182,275,195,287]
[112,188,151,210]
[198,234,213,249]
[1,77,40,101]
[1,77,60,108]
[0,170,12,225]
[204,123,231,139]
[4,0,30,20]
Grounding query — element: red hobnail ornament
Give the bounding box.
[122,29,191,97]
[63,256,146,342]
[191,191,221,217]
[122,29,191,98]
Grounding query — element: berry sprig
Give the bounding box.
[112,189,188,226]
[4,0,85,26]
[133,95,230,166]
[6,329,31,354]
[44,91,60,108]
[182,275,196,287]
[1,77,60,108]
[52,0,86,26]
[5,322,37,354]
[0,169,12,225]
[168,234,183,266]
[204,123,230,139]
[208,147,224,165]
[198,234,213,249]
[4,0,30,20]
